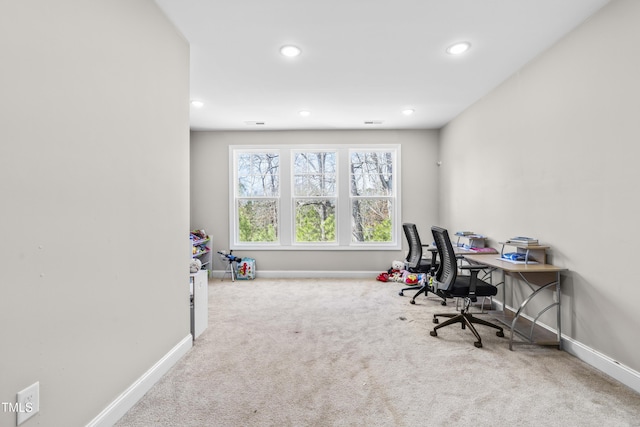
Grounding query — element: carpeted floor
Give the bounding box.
[115,278,640,427]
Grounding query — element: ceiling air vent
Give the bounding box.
[364,120,383,125]
[244,121,266,126]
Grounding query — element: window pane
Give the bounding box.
[293,152,337,197]
[294,175,336,196]
[294,152,336,173]
[351,198,392,242]
[238,153,279,197]
[238,199,278,243]
[295,199,336,243]
[350,152,393,196]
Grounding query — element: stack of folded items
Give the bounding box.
[502,252,527,261]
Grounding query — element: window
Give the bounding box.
[293,151,337,243]
[350,151,394,243]
[235,151,279,244]
[231,145,400,250]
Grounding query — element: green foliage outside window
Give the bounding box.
[364,217,392,242]
[295,200,336,242]
[238,200,278,242]
[351,198,393,242]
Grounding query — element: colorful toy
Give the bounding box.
[376,260,426,285]
[236,257,256,280]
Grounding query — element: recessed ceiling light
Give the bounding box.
[402,109,415,116]
[299,110,311,117]
[446,42,471,55]
[280,45,301,57]
[190,100,204,108]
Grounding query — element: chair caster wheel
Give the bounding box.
[410,300,416,305]
[433,318,439,324]
[474,341,483,348]
[398,291,404,296]
[430,331,437,337]
[441,301,447,306]
[496,331,504,337]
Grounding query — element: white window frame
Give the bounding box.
[232,149,281,247]
[291,149,339,246]
[230,144,401,250]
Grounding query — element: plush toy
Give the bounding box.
[376,260,423,284]
[390,271,404,282]
[376,272,389,282]
[189,258,202,273]
[391,260,405,271]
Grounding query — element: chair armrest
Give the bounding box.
[460,264,488,301]
[460,264,489,271]
[426,247,438,272]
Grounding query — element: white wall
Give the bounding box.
[0,1,190,426]
[191,130,439,275]
[440,0,640,372]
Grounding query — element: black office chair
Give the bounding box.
[429,226,504,348]
[398,223,446,305]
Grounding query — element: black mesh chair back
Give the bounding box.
[432,226,458,292]
[403,223,424,270]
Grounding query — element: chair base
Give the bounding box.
[430,310,504,348]
[398,284,447,305]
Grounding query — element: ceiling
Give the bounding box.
[154,0,611,131]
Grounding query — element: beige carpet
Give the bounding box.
[115,278,640,427]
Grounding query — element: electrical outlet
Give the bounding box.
[16,382,39,425]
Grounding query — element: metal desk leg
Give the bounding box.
[556,272,562,350]
[508,274,561,350]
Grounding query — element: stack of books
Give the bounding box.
[507,236,538,246]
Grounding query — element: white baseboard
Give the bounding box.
[211,270,379,279]
[86,334,192,427]
[493,300,640,394]
[562,337,640,394]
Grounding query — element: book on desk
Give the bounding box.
[468,247,498,253]
[498,258,540,264]
[506,236,539,246]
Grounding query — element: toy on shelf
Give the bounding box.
[190,229,212,275]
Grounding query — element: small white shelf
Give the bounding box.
[191,232,212,275]
[499,241,549,264]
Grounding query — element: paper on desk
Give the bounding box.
[496,257,539,264]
